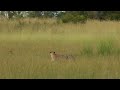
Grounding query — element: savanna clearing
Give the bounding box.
[0,18,120,79]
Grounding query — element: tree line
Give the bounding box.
[0,11,120,23]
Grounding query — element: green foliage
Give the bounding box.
[27,11,42,18]
[81,46,93,56]
[58,12,87,24]
[105,12,120,20]
[1,11,120,21]
[97,40,113,56]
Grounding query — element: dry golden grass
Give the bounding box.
[0,18,120,79]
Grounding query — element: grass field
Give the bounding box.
[0,18,120,79]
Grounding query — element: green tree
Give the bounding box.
[58,11,87,23]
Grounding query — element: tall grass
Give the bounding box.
[0,18,120,78]
[97,40,114,56]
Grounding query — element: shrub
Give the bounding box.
[58,13,87,24]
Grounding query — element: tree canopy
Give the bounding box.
[0,11,120,23]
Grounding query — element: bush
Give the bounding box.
[104,12,120,21]
[58,13,87,24]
